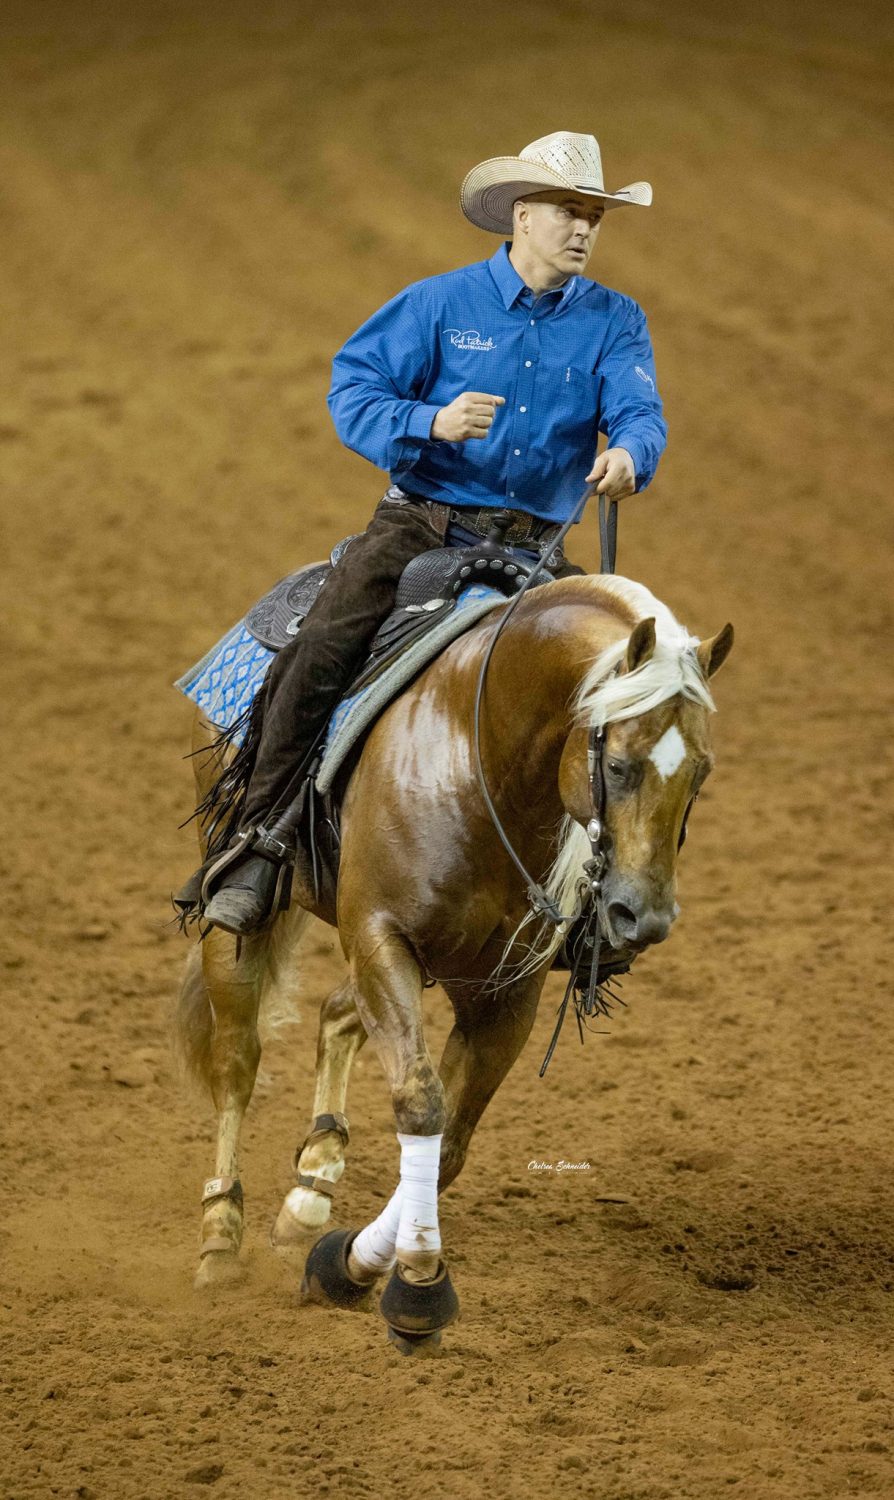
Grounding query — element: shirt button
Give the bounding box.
[519,405,526,413]
[524,360,532,368]
[530,319,535,326]
[513,448,521,456]
[509,491,516,499]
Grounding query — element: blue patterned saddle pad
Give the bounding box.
[175,618,277,742]
[174,529,555,792]
[174,582,505,790]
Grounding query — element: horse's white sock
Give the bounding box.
[395,1132,442,1262]
[350,1185,403,1274]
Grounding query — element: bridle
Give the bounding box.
[472,487,614,922]
[472,490,699,1074]
[471,490,619,1064]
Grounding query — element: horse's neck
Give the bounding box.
[479,595,630,735]
[462,596,629,818]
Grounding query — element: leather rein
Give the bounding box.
[471,490,620,1067]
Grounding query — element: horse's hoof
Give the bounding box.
[386,1326,443,1357]
[379,1260,460,1338]
[299,1228,376,1310]
[194,1248,245,1290]
[272,1184,332,1242]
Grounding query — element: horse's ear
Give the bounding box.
[697,622,734,679]
[626,617,656,673]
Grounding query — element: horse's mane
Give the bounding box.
[495,574,715,989]
[572,575,715,728]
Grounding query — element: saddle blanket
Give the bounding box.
[175,583,505,794]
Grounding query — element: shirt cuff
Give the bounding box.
[404,402,442,442]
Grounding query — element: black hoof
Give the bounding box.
[379,1260,460,1336]
[299,1228,375,1310]
[387,1326,443,1357]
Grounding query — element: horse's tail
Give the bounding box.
[174,947,216,1090]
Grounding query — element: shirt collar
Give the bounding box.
[487,241,580,312]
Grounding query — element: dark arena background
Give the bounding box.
[3,2,893,1496]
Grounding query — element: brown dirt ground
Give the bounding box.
[2,3,893,1497]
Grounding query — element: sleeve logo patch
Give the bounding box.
[634,365,655,389]
[446,329,496,351]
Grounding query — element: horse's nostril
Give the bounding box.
[607,902,672,946]
[607,902,638,937]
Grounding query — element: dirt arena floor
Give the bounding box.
[2,2,893,1496]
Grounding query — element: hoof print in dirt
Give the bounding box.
[696,1268,757,1293]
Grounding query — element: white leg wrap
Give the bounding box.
[350,1185,403,1274]
[395,1132,442,1260]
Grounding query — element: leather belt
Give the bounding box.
[381,486,561,551]
[447,505,561,548]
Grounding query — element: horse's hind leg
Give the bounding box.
[437,974,545,1192]
[272,976,368,1248]
[178,925,267,1289]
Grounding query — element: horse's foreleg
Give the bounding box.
[194,926,266,1289]
[437,976,544,1192]
[272,976,368,1246]
[345,932,447,1288]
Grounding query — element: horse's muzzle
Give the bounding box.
[604,885,676,950]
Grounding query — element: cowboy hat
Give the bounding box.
[460,130,652,235]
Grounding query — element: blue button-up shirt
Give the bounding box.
[328,242,667,524]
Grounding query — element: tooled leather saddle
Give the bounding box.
[243,528,548,694]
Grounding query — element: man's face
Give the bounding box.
[513,190,604,277]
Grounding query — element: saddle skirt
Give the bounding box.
[175,538,551,794]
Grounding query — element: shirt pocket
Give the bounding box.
[554,364,597,439]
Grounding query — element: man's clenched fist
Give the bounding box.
[586,447,637,499]
[431,392,505,442]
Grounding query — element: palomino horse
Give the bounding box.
[176,573,732,1347]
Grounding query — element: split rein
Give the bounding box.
[470,488,619,1074]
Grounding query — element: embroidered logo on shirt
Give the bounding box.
[445,328,496,352]
[634,365,654,389]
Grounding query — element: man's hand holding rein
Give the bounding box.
[586,446,636,499]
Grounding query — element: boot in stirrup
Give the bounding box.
[201,826,295,936]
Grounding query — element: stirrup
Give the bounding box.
[199,828,295,935]
[199,826,294,905]
[199,829,257,908]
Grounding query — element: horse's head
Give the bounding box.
[558,616,734,955]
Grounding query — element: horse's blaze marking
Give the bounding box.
[648,725,687,780]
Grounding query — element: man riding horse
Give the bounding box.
[187,129,666,936]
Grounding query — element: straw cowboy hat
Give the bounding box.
[460,130,652,235]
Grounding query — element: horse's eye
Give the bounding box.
[607,759,625,776]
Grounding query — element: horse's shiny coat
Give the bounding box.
[176,575,733,1298]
